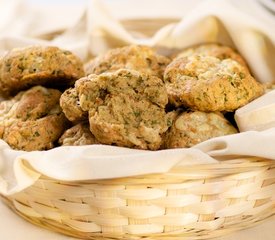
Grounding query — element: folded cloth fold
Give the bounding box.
[194,127,275,160]
[0,140,217,196]
[1,127,275,196]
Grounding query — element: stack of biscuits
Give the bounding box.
[0,44,264,151]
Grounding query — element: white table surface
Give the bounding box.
[1,199,274,240]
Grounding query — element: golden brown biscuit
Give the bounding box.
[0,46,85,96]
[60,87,87,122]
[163,111,238,148]
[164,55,264,111]
[76,69,170,150]
[175,43,248,67]
[0,86,68,151]
[59,122,99,146]
[85,45,170,78]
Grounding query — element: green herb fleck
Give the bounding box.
[239,72,245,79]
[34,131,40,137]
[134,111,141,117]
[151,120,158,125]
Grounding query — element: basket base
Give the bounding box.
[2,196,274,240]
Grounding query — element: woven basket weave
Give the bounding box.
[1,18,275,239]
[1,156,275,239]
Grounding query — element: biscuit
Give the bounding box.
[164,55,264,111]
[0,46,84,96]
[163,111,238,148]
[0,86,68,151]
[60,87,87,122]
[76,69,170,150]
[85,45,170,78]
[59,122,99,146]
[175,43,248,67]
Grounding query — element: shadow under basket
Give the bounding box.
[1,156,275,240]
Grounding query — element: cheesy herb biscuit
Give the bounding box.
[0,86,68,151]
[76,69,170,150]
[0,46,84,96]
[164,55,264,111]
[163,111,238,148]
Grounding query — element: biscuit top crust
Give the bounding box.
[163,111,238,148]
[0,86,62,121]
[14,86,62,121]
[85,45,170,78]
[0,86,67,151]
[176,43,248,67]
[0,46,84,96]
[164,55,264,111]
[78,69,168,111]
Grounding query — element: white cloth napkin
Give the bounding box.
[0,140,217,195]
[1,127,275,196]
[235,89,275,132]
[0,0,275,196]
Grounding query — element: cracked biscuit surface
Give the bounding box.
[0,46,84,96]
[85,45,170,78]
[163,111,238,148]
[164,55,264,111]
[76,69,170,150]
[0,86,68,151]
[59,122,99,146]
[71,45,170,123]
[176,43,248,67]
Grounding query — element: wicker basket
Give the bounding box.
[1,18,275,239]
